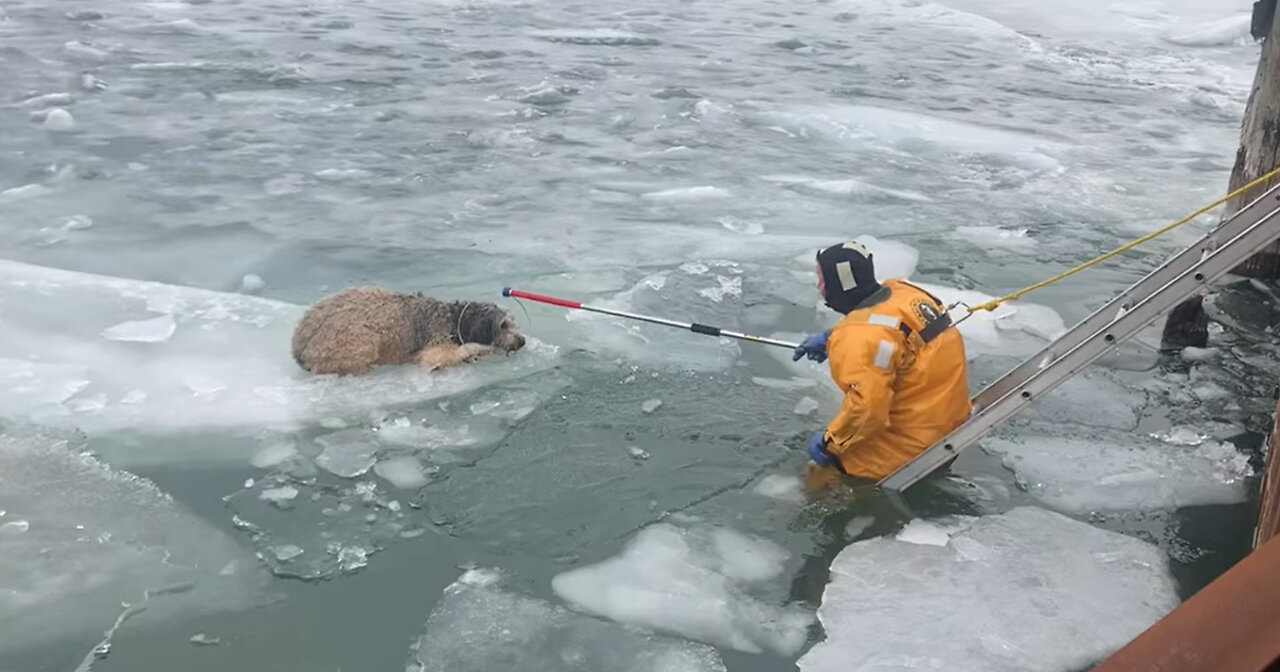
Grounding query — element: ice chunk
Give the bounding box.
[797,507,1179,672]
[373,456,430,490]
[0,261,560,443]
[189,633,221,646]
[753,474,805,502]
[43,108,76,131]
[409,569,725,672]
[250,443,299,469]
[100,314,177,343]
[843,516,874,539]
[313,430,379,478]
[895,519,951,546]
[953,225,1035,249]
[911,283,1066,358]
[641,399,663,414]
[982,428,1251,512]
[642,186,732,202]
[751,376,817,390]
[0,429,266,661]
[240,274,265,293]
[259,486,298,506]
[627,446,651,460]
[760,175,933,203]
[793,396,820,416]
[551,523,814,656]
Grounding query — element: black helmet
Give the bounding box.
[816,241,880,314]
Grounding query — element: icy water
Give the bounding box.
[0,0,1276,670]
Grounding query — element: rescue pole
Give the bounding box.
[501,287,801,350]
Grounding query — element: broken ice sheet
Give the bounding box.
[551,522,814,656]
[373,455,431,490]
[313,429,379,478]
[409,568,726,672]
[225,476,411,581]
[100,314,177,343]
[796,507,1180,672]
[982,425,1253,513]
[0,428,266,659]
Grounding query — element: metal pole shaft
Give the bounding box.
[502,287,802,350]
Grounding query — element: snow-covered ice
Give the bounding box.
[0,260,560,441]
[409,568,727,672]
[797,507,1180,672]
[984,422,1253,512]
[551,522,814,656]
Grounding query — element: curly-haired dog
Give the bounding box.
[290,287,526,376]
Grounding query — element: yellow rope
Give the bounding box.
[964,164,1280,314]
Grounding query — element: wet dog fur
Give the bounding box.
[290,287,526,376]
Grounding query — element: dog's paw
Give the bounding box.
[463,344,496,363]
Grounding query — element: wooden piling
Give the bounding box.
[1161,0,1280,350]
[1255,394,1280,548]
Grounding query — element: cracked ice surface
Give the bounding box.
[0,428,267,660]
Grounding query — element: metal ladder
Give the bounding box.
[878,180,1280,497]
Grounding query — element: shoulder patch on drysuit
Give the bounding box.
[911,297,943,325]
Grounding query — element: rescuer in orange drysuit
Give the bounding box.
[792,241,972,481]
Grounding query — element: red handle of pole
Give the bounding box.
[502,287,582,309]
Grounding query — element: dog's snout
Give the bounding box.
[513,334,526,350]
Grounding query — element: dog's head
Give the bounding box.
[460,302,526,353]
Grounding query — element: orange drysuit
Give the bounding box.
[820,278,972,481]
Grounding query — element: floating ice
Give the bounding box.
[250,442,299,469]
[313,430,379,478]
[409,569,725,672]
[0,429,265,661]
[43,108,76,131]
[793,396,820,416]
[752,474,805,502]
[0,260,560,442]
[797,507,1179,672]
[373,456,430,490]
[641,399,663,414]
[771,104,1063,171]
[551,522,814,656]
[982,427,1252,513]
[240,274,265,293]
[23,93,74,107]
[100,314,177,343]
[843,516,874,539]
[760,175,933,203]
[642,186,732,202]
[894,519,951,546]
[953,225,1035,249]
[627,445,651,460]
[751,376,817,390]
[259,486,299,506]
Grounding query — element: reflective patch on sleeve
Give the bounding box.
[874,339,894,369]
[868,313,899,329]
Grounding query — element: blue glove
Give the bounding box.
[792,330,830,363]
[807,431,838,467]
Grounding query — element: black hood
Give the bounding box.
[817,241,881,314]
